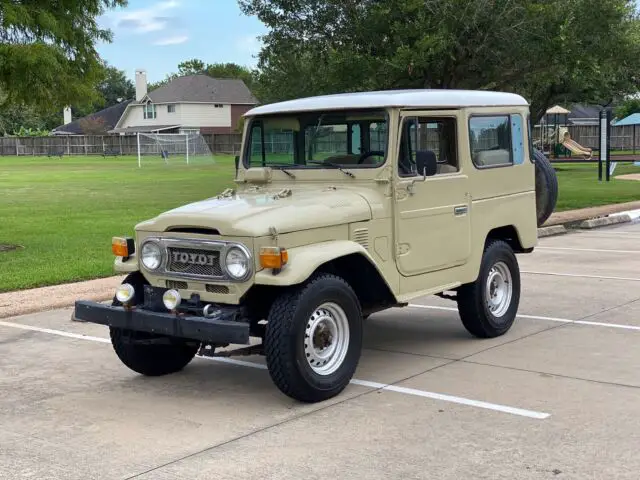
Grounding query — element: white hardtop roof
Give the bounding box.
[245,89,529,116]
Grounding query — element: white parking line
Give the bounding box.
[407,304,640,331]
[522,271,640,282]
[0,320,549,420]
[536,246,640,254]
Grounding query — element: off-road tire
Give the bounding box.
[533,149,558,227]
[109,272,199,376]
[456,240,521,338]
[264,273,363,403]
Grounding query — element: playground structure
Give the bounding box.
[558,127,593,159]
[534,105,640,180]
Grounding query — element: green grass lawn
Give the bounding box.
[0,155,235,292]
[1,155,638,292]
[554,162,640,211]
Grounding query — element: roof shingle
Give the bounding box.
[143,74,258,105]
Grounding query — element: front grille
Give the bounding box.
[166,280,188,290]
[206,284,230,294]
[166,247,223,277]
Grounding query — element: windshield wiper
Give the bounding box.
[307,161,355,178]
[267,164,296,178]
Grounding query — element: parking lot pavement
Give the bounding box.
[1,222,639,479]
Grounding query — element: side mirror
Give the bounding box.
[234,155,240,179]
[415,150,437,178]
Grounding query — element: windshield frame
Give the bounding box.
[241,108,391,171]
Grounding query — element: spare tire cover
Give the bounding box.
[533,149,558,227]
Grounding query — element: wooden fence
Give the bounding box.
[3,125,639,157]
[0,133,243,157]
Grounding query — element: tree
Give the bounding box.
[239,0,640,122]
[177,59,258,91]
[97,65,135,108]
[0,0,127,112]
[614,97,640,120]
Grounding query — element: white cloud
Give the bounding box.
[108,0,181,35]
[153,35,189,46]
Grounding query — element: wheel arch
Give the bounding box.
[247,241,398,319]
[485,225,531,253]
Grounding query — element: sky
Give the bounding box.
[97,0,268,83]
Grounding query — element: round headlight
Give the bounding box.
[141,241,162,270]
[225,246,250,280]
[115,283,135,304]
[162,289,181,311]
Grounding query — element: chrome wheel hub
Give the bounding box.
[304,302,350,376]
[485,261,513,318]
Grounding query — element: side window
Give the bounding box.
[398,117,458,176]
[511,114,525,165]
[469,115,512,167]
[350,124,362,154]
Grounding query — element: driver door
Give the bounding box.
[394,111,471,276]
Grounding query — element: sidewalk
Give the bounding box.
[0,275,125,319]
[543,200,640,226]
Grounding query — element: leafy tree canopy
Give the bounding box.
[0,0,127,112]
[614,97,640,120]
[239,0,640,122]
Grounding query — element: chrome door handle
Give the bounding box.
[454,206,468,216]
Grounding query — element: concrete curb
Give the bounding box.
[539,207,639,237]
[579,214,633,229]
[537,225,568,237]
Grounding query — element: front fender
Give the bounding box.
[254,240,386,287]
[114,254,139,273]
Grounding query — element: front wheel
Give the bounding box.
[456,240,521,338]
[109,272,199,376]
[264,273,363,403]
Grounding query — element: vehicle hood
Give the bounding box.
[136,187,372,236]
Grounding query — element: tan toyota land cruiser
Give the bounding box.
[75,89,538,403]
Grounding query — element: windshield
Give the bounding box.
[243,109,388,169]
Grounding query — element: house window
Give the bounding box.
[143,102,156,119]
[168,104,176,113]
[214,104,224,108]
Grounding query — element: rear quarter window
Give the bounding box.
[469,115,513,168]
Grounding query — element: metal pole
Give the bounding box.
[634,125,636,155]
[605,108,612,181]
[137,133,141,168]
[598,110,605,181]
[186,134,189,165]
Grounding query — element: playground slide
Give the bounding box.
[562,138,593,159]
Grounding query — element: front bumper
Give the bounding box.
[74,301,250,345]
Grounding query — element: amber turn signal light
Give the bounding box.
[259,246,288,269]
[112,237,135,258]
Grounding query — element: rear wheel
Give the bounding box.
[109,272,199,376]
[264,273,363,402]
[456,240,521,338]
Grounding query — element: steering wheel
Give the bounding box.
[357,151,385,164]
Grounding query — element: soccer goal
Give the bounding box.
[136,132,216,167]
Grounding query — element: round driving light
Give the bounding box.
[225,246,250,280]
[141,241,162,270]
[115,283,135,304]
[162,289,181,311]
